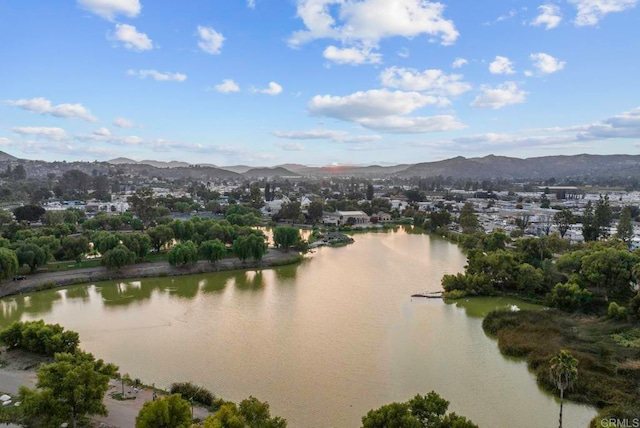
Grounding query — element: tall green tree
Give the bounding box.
[13,205,46,222]
[19,351,118,428]
[549,350,578,428]
[458,202,478,234]
[13,242,48,273]
[581,201,598,242]
[553,209,574,239]
[233,234,266,262]
[616,206,634,247]
[280,202,301,224]
[581,247,639,300]
[60,235,90,263]
[594,194,612,239]
[0,247,18,282]
[101,245,136,270]
[147,225,175,252]
[366,184,374,201]
[307,201,324,225]
[168,241,199,266]
[136,394,192,428]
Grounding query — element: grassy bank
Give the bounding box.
[482,309,640,422]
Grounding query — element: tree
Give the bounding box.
[307,201,324,225]
[129,187,158,227]
[594,194,612,239]
[147,225,175,252]
[233,234,266,262]
[13,164,27,180]
[58,169,92,199]
[264,183,271,202]
[616,206,634,247]
[101,245,136,270]
[553,209,574,239]
[280,202,301,224]
[13,242,48,273]
[168,241,199,266]
[0,247,18,281]
[581,247,639,300]
[239,396,287,428]
[273,226,301,252]
[136,394,192,428]
[458,202,478,234]
[203,403,246,428]
[19,350,118,428]
[13,205,46,222]
[366,184,374,201]
[60,235,90,263]
[581,201,598,242]
[120,233,151,261]
[199,239,227,264]
[549,350,578,428]
[515,213,531,231]
[362,392,477,428]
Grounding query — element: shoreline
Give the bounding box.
[0,249,303,299]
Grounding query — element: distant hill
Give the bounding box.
[221,165,254,174]
[108,157,138,165]
[398,154,640,180]
[243,167,297,178]
[139,160,191,169]
[0,151,19,162]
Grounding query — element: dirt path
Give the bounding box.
[0,249,301,298]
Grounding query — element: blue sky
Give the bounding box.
[1,0,639,166]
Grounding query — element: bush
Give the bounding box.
[607,302,628,320]
[629,295,640,318]
[445,289,468,299]
[547,282,592,312]
[482,309,522,336]
[169,382,214,407]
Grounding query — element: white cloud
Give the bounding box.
[357,115,466,133]
[272,129,382,143]
[530,52,566,74]
[452,58,468,68]
[471,82,527,109]
[256,82,283,96]
[113,117,135,128]
[323,45,382,65]
[11,127,69,140]
[277,142,305,151]
[531,4,562,29]
[127,69,187,82]
[397,48,410,58]
[94,127,111,137]
[289,0,459,51]
[0,137,12,146]
[109,24,153,51]
[214,79,240,93]
[77,0,141,21]
[576,107,640,139]
[569,0,637,26]
[197,26,225,55]
[489,56,515,75]
[379,67,472,97]
[247,0,256,8]
[309,89,437,121]
[7,97,97,122]
[484,9,519,25]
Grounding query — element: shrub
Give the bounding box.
[547,282,592,312]
[445,289,467,299]
[169,382,214,407]
[482,309,522,336]
[607,302,628,320]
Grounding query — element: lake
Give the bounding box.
[0,229,597,427]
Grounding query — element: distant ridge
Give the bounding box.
[243,167,297,177]
[0,151,19,162]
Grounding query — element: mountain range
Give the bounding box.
[2,151,640,181]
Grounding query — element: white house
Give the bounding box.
[323,210,370,226]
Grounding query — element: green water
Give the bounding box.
[0,230,596,427]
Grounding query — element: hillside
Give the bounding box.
[243,167,297,178]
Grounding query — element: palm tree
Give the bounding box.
[549,350,579,428]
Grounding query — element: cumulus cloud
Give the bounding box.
[127,69,187,82]
[197,26,225,55]
[255,82,283,96]
[109,24,153,51]
[288,0,458,63]
[94,127,111,137]
[7,97,97,122]
[529,52,566,75]
[471,82,527,109]
[531,4,562,29]
[323,45,382,65]
[576,107,640,139]
[379,67,471,97]
[113,117,135,128]
[309,89,437,121]
[214,79,240,93]
[569,0,637,26]
[11,127,69,140]
[357,115,466,133]
[272,129,382,143]
[77,0,141,21]
[489,56,515,75]
[452,58,468,68]
[277,142,305,151]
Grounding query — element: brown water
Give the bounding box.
[0,229,597,427]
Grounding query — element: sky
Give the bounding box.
[0,0,639,167]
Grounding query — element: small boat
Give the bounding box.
[411,291,444,299]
